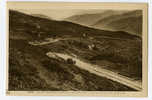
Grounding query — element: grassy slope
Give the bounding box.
[65,10,127,26]
[65,10,129,28]
[10,10,139,40]
[9,10,141,91]
[65,10,142,35]
[92,10,142,35]
[9,39,134,91]
[43,36,142,79]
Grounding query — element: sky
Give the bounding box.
[9,2,138,21]
[13,8,133,21]
[15,9,109,20]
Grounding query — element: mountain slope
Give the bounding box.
[10,10,139,40]
[65,10,128,26]
[65,10,142,35]
[9,10,141,91]
[31,14,52,20]
[92,10,142,35]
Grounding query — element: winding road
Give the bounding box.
[46,52,142,91]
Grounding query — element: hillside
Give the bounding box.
[10,10,140,40]
[31,14,52,20]
[9,10,141,91]
[65,10,128,27]
[65,10,142,35]
[92,10,142,35]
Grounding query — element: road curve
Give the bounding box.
[46,52,142,91]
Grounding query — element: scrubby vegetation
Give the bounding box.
[9,10,141,91]
[9,39,134,91]
[44,37,142,79]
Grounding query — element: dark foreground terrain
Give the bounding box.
[9,10,142,91]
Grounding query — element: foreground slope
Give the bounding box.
[9,10,141,91]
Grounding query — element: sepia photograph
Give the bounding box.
[6,2,148,97]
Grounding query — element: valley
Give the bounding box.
[9,10,142,91]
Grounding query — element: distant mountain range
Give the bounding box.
[65,10,128,26]
[65,10,142,35]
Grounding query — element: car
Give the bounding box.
[66,58,76,64]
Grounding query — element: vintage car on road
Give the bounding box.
[66,58,76,64]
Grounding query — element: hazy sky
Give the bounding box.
[9,2,138,20]
[15,9,109,20]
[14,8,132,21]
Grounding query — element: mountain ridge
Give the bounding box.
[10,10,140,40]
[92,10,142,35]
[65,10,142,35]
[65,10,128,26]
